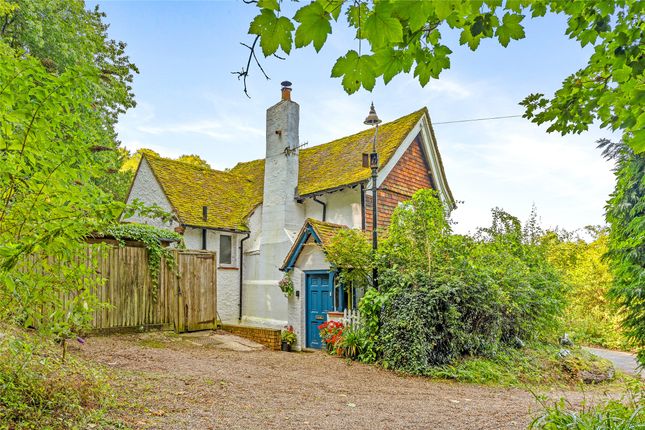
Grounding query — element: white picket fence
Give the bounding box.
[340,309,361,329]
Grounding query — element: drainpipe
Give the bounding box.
[313,196,327,221]
[360,183,366,230]
[202,206,208,250]
[238,233,250,322]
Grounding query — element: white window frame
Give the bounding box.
[218,233,236,267]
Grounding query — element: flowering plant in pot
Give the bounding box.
[278,270,294,298]
[281,325,297,351]
[318,320,345,354]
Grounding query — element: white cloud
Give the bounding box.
[137,119,262,141]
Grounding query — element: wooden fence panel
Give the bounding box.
[22,244,217,333]
[91,245,216,333]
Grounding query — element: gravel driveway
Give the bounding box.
[77,331,612,430]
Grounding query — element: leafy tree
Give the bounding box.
[324,228,372,308]
[599,139,645,364]
[0,47,121,334]
[0,1,137,337]
[242,0,643,153]
[372,191,566,371]
[121,150,211,173]
[176,154,211,169]
[120,148,161,172]
[543,228,631,350]
[1,0,139,201]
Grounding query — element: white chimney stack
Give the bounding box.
[259,82,304,281]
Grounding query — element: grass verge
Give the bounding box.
[425,343,626,387]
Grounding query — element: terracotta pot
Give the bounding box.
[327,311,344,322]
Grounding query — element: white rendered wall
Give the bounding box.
[122,158,177,230]
[241,206,289,327]
[289,268,305,350]
[302,187,362,228]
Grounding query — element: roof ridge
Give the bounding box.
[145,153,254,184]
[231,107,427,167]
[300,107,426,155]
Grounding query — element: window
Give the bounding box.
[219,234,232,265]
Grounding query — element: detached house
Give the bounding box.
[124,84,453,349]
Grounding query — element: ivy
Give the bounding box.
[104,224,184,302]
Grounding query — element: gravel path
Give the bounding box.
[585,347,643,379]
[77,332,615,430]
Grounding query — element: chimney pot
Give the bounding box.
[281,81,292,101]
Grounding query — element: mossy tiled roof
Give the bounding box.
[143,108,430,231]
[144,155,261,231]
[307,218,348,247]
[231,108,426,197]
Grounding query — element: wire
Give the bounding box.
[433,114,523,125]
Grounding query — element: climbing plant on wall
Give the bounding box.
[105,224,184,301]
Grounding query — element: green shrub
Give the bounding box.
[380,277,506,372]
[375,191,566,374]
[0,328,118,429]
[355,288,388,363]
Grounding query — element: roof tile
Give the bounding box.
[143,108,428,231]
[144,156,261,231]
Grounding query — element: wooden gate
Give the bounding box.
[173,251,217,333]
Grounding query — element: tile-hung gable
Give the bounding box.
[139,107,453,232]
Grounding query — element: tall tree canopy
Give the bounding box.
[600,140,645,364]
[242,0,643,154]
[1,0,138,200]
[0,0,136,334]
[176,154,211,169]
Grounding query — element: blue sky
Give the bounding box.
[93,1,616,234]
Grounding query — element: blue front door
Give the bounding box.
[306,272,333,348]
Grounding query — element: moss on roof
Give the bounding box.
[280,218,348,270]
[143,108,431,231]
[307,218,348,247]
[231,108,426,197]
[144,155,261,231]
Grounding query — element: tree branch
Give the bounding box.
[232,35,271,98]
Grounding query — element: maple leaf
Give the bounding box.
[294,2,332,52]
[331,50,376,94]
[248,9,294,56]
[363,3,403,49]
[496,13,525,47]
